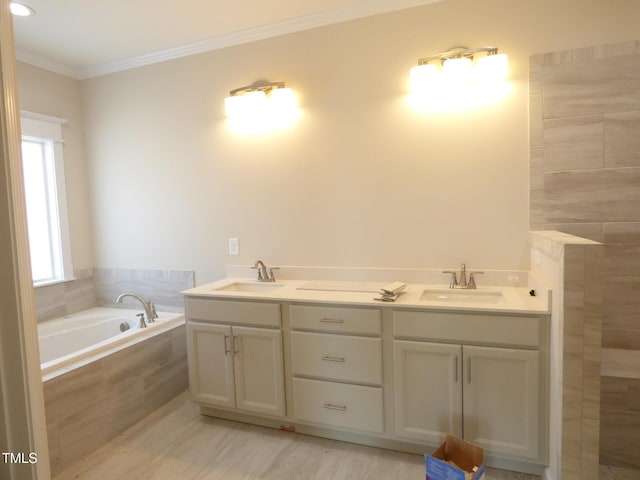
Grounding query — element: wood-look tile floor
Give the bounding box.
[54,391,638,480]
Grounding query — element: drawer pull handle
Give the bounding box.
[321,356,346,363]
[320,318,344,324]
[323,403,347,412]
[224,335,230,355]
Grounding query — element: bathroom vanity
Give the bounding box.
[182,277,549,474]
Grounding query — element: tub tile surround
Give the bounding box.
[94,267,195,312]
[530,39,640,470]
[35,268,97,322]
[38,281,189,473]
[43,324,188,476]
[35,268,194,322]
[529,231,603,480]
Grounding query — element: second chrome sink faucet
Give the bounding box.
[443,263,484,289]
[252,260,279,282]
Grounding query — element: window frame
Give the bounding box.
[20,110,75,287]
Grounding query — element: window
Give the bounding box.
[20,111,74,286]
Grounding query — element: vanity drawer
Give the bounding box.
[393,310,540,348]
[290,305,381,335]
[293,378,384,434]
[186,297,281,327]
[291,331,382,385]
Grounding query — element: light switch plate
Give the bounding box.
[228,238,239,255]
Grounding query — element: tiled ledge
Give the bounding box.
[530,230,601,262]
[530,230,604,480]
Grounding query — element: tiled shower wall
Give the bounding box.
[35,268,194,322]
[530,40,640,468]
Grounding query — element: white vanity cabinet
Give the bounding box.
[183,281,549,474]
[289,304,384,434]
[393,310,545,463]
[185,298,285,417]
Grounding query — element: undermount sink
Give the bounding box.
[420,288,504,304]
[214,282,285,293]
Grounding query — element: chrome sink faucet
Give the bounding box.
[442,263,484,289]
[115,293,157,327]
[252,260,279,282]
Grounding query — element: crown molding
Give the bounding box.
[15,50,83,79]
[20,0,443,80]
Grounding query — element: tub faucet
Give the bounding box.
[116,293,155,326]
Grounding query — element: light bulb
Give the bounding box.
[269,87,297,110]
[409,64,440,92]
[442,57,472,84]
[224,95,245,118]
[10,2,34,16]
[244,90,267,113]
[476,53,509,81]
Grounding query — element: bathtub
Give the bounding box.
[41,306,188,474]
[39,306,185,380]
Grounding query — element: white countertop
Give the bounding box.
[182,278,550,315]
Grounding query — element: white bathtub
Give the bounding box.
[39,307,185,380]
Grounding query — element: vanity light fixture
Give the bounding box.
[224,80,299,134]
[410,46,508,91]
[224,80,296,119]
[10,2,35,16]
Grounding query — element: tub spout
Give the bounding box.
[116,293,155,325]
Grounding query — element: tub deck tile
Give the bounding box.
[44,322,187,476]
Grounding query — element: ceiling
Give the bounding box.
[12,0,441,79]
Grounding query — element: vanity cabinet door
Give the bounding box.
[186,322,235,409]
[462,345,540,461]
[233,326,286,417]
[393,340,462,443]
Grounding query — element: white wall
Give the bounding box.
[76,0,640,284]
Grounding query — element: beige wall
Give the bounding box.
[18,0,640,285]
[16,62,94,272]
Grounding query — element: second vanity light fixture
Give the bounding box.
[224,80,297,119]
[410,46,508,91]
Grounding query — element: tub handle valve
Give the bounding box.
[136,313,147,328]
[149,302,158,322]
